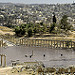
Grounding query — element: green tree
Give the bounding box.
[60,15,73,31]
[53,14,57,23]
[33,23,40,35]
[39,23,47,35]
[14,26,20,36]
[14,24,26,36]
[33,27,37,35]
[27,28,33,37]
[49,23,56,33]
[26,23,34,29]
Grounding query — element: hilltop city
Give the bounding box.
[0,3,75,29]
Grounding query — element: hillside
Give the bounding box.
[0,26,15,36]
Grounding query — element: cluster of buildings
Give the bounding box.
[0,3,75,28]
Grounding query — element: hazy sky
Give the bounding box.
[0,0,74,4]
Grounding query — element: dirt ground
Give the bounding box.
[0,26,15,36]
[0,67,37,75]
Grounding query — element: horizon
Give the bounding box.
[0,0,74,4]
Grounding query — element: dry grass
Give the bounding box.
[0,26,13,31]
[0,26,15,36]
[0,66,75,75]
[0,66,37,75]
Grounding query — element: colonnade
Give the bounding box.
[18,39,75,49]
[0,54,6,67]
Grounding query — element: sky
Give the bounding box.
[0,0,74,4]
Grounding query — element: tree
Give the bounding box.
[49,13,57,33]
[49,23,56,33]
[60,15,73,31]
[33,23,40,35]
[27,28,33,37]
[33,27,37,35]
[14,26,20,36]
[14,24,26,36]
[53,14,57,23]
[38,23,47,35]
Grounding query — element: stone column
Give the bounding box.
[20,39,21,45]
[71,41,72,48]
[33,40,34,46]
[54,40,55,48]
[35,39,36,47]
[1,55,3,66]
[57,41,58,48]
[46,40,47,47]
[63,41,64,48]
[27,39,28,46]
[24,39,25,45]
[38,40,39,46]
[22,39,23,45]
[42,40,44,47]
[51,40,52,48]
[48,40,50,48]
[2,39,3,47]
[25,39,27,46]
[4,55,6,67]
[60,41,61,48]
[32,39,33,46]
[40,40,42,47]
